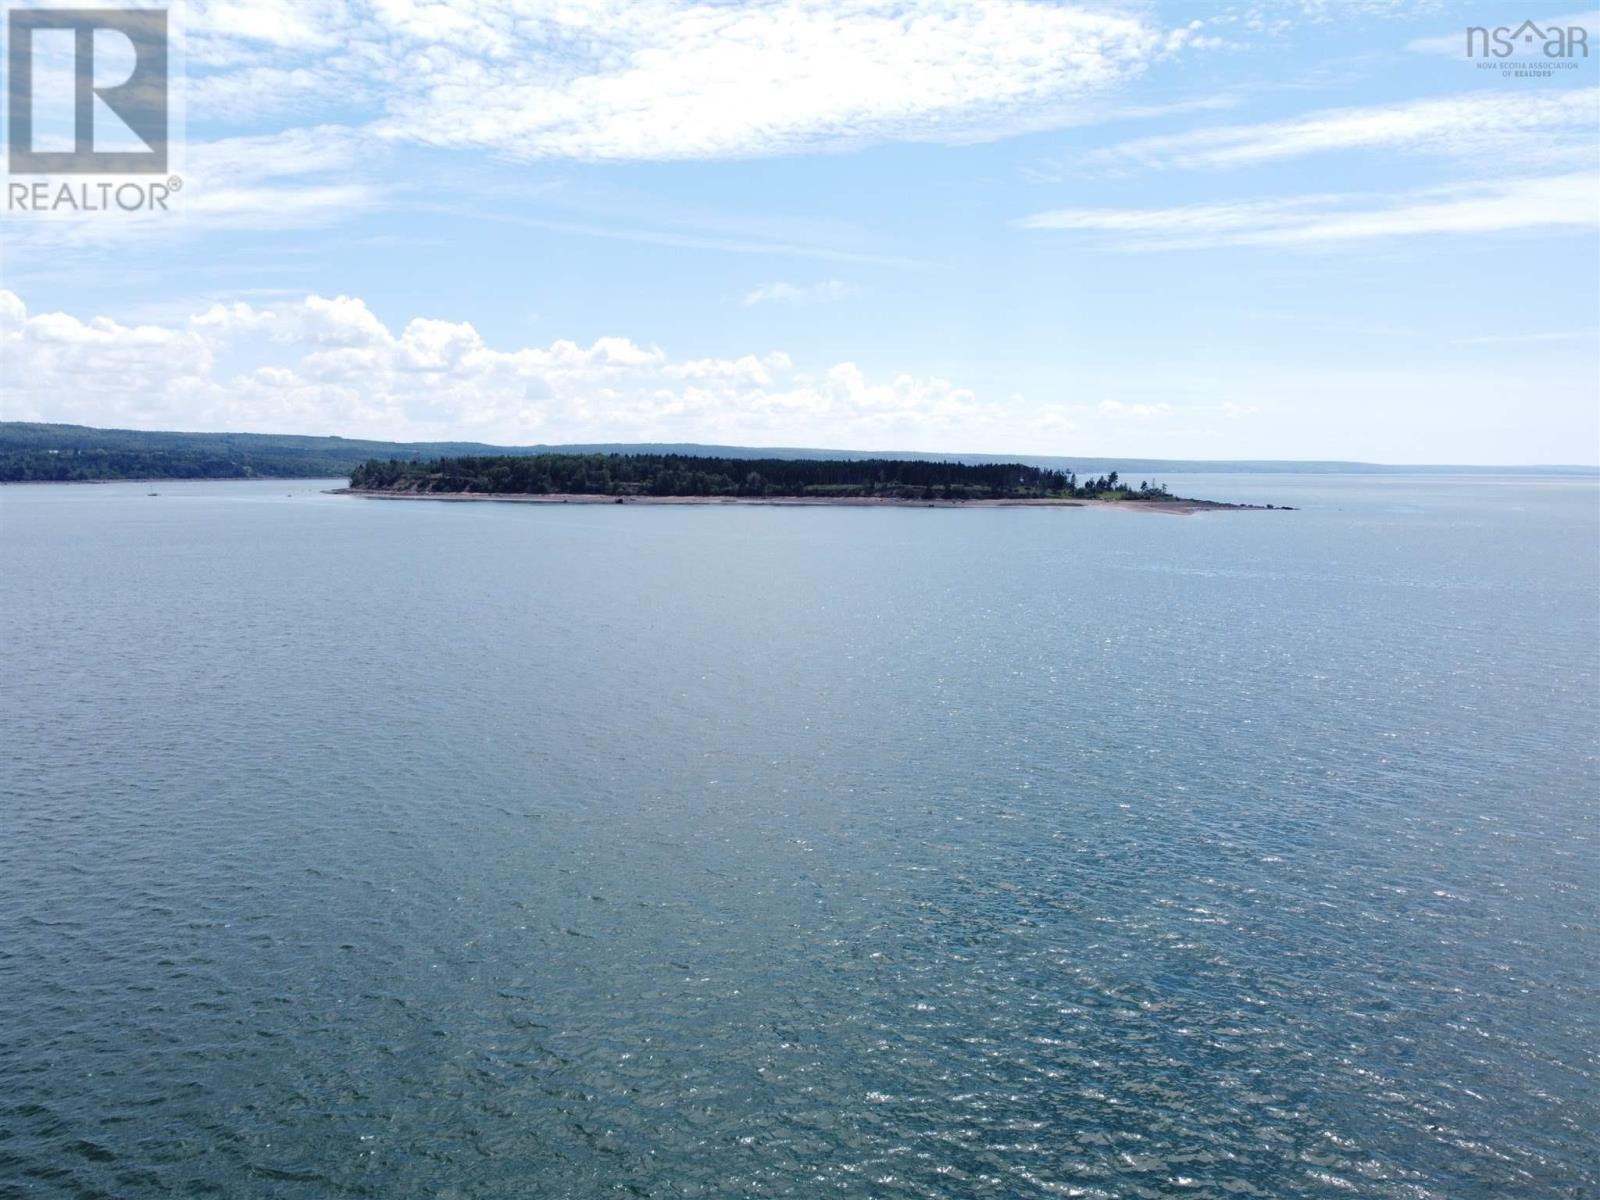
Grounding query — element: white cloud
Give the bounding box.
[177,0,1197,162]
[1213,0,1445,33]
[1017,172,1600,249]
[1086,88,1600,172]
[742,280,857,306]
[0,289,997,446]
[5,3,1226,245]
[189,0,350,55]
[6,289,1593,462]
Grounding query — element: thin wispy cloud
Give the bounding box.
[1086,89,1600,173]
[1017,172,1600,250]
[742,281,858,307]
[1456,328,1598,345]
[0,125,385,250]
[180,1,1219,163]
[411,207,924,268]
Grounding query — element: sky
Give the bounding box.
[2,0,1597,464]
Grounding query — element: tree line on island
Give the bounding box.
[349,453,1181,501]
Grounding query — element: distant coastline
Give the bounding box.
[2,423,1592,483]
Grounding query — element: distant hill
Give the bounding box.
[1,422,1593,482]
[0,423,546,482]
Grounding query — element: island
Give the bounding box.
[339,454,1284,511]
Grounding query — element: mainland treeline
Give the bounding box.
[2,422,617,481]
[349,453,1176,501]
[0,423,414,480]
[0,446,336,481]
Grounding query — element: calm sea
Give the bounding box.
[2,475,1596,1198]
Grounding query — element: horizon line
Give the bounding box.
[3,421,1597,473]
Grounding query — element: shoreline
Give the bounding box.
[332,487,1281,514]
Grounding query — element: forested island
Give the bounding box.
[345,453,1273,509]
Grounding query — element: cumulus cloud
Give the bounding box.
[0,290,996,446]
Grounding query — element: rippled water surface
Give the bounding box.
[3,475,1597,1198]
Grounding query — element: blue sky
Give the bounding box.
[3,0,1597,463]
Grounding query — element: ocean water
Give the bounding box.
[2,474,1596,1199]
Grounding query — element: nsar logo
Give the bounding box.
[1467,20,1589,60]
